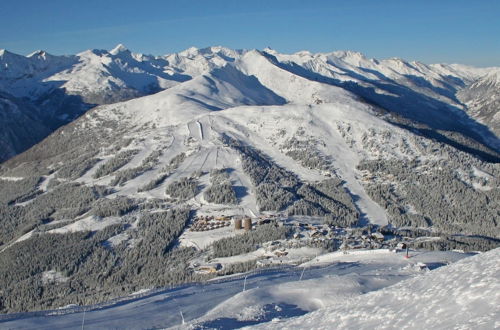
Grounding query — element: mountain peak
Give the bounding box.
[27,50,47,58]
[0,49,14,58]
[178,46,199,57]
[293,50,312,57]
[331,50,366,59]
[110,43,129,55]
[263,47,277,54]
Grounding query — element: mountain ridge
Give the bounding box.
[1,45,499,162]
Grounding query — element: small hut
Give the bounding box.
[371,232,385,242]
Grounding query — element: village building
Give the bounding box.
[195,263,222,274]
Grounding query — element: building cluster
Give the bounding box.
[289,222,335,245]
[255,241,297,267]
[193,263,222,274]
[189,214,425,275]
[260,221,398,255]
[189,215,231,232]
[190,213,286,232]
[340,231,387,250]
[253,225,396,267]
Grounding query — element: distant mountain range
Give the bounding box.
[0,45,499,162]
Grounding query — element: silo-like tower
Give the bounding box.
[243,218,252,231]
[234,218,242,230]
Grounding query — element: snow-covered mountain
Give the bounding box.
[1,45,499,161]
[0,45,499,319]
[0,92,50,161]
[0,45,185,102]
[0,45,186,161]
[459,68,500,136]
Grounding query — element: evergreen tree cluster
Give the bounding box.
[358,159,500,237]
[110,137,134,152]
[413,235,500,252]
[92,149,140,179]
[160,152,186,173]
[137,152,188,192]
[165,177,199,201]
[46,178,62,190]
[91,196,137,218]
[221,134,300,211]
[110,166,147,186]
[377,226,498,252]
[218,260,258,276]
[256,182,295,211]
[56,156,100,180]
[140,149,163,168]
[292,181,359,226]
[0,176,42,205]
[1,115,114,178]
[203,168,237,204]
[0,207,207,313]
[280,134,331,171]
[137,173,169,192]
[109,149,165,186]
[210,223,291,258]
[222,134,359,223]
[0,183,110,248]
[136,208,191,253]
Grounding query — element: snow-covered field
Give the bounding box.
[0,249,485,329]
[251,248,500,330]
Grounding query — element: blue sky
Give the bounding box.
[1,0,499,66]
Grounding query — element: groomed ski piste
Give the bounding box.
[2,248,497,329]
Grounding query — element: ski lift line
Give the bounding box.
[81,309,85,330]
[172,296,187,325]
[299,265,307,281]
[180,311,185,325]
[243,275,248,292]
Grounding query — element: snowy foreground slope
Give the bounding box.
[0,249,483,329]
[251,248,500,330]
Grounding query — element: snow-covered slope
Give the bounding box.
[1,45,499,162]
[2,52,499,245]
[252,248,500,330]
[0,249,478,329]
[262,50,500,152]
[459,68,500,136]
[0,92,51,162]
